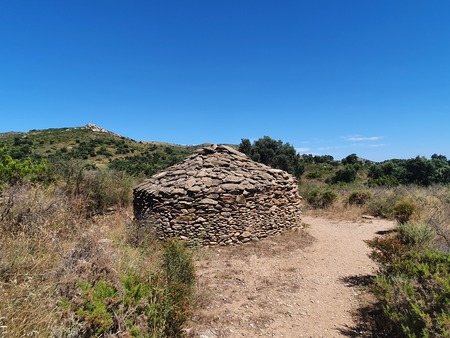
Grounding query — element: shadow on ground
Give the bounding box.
[337,274,398,338]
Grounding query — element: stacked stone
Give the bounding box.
[133,144,302,246]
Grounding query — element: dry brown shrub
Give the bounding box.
[0,184,88,336]
[0,184,133,336]
[0,233,60,337]
[0,183,87,236]
[57,230,120,298]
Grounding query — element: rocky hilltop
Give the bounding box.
[134,144,303,246]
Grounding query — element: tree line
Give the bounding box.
[239,137,450,186]
[2,135,449,188]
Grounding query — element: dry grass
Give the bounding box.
[1,180,448,336]
[306,204,367,221]
[301,184,450,252]
[303,184,449,225]
[0,184,166,337]
[0,184,86,336]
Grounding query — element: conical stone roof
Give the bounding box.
[135,144,296,196]
[133,144,302,245]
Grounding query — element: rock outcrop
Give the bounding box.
[133,144,302,245]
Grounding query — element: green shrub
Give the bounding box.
[306,189,337,209]
[64,276,169,337]
[59,239,195,337]
[306,171,321,179]
[367,191,402,218]
[0,147,49,189]
[393,199,416,224]
[162,239,195,337]
[366,235,407,271]
[74,280,118,336]
[348,190,372,206]
[49,160,135,215]
[368,175,400,187]
[372,250,450,337]
[330,165,357,184]
[163,239,195,288]
[397,223,434,248]
[83,169,134,214]
[366,232,450,338]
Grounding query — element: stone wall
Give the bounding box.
[133,145,302,246]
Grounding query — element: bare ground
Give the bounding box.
[189,215,394,338]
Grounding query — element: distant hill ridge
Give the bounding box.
[0,124,199,173]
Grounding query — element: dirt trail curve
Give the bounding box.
[189,216,394,338]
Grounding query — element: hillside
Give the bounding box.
[0,124,200,175]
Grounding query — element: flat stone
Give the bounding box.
[224,175,242,183]
[240,231,251,238]
[221,195,235,204]
[172,169,187,175]
[236,195,246,204]
[184,178,197,188]
[222,183,239,191]
[188,186,202,193]
[199,198,218,205]
[196,169,209,177]
[153,171,167,179]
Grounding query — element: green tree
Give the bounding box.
[341,153,358,165]
[238,136,304,177]
[238,138,251,156]
[331,165,357,184]
[0,147,48,188]
[405,156,434,186]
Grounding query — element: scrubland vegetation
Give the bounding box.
[0,146,195,337]
[1,129,449,337]
[292,150,450,337]
[239,137,450,337]
[300,183,450,336]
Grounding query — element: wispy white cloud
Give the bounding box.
[342,135,383,142]
[295,147,310,153]
[367,143,389,148]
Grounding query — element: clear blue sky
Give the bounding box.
[1,1,449,161]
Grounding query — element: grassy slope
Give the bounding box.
[0,124,200,169]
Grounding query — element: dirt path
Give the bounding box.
[189,215,394,338]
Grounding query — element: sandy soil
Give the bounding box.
[189,215,394,338]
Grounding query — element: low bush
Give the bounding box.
[348,190,372,206]
[330,165,357,184]
[397,223,433,248]
[393,199,416,224]
[0,147,49,189]
[1,182,195,337]
[59,275,173,337]
[82,169,134,215]
[162,240,195,337]
[49,159,135,215]
[306,189,337,209]
[366,189,403,218]
[57,236,195,338]
[163,239,195,289]
[366,227,450,337]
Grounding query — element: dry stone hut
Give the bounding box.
[133,144,302,245]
